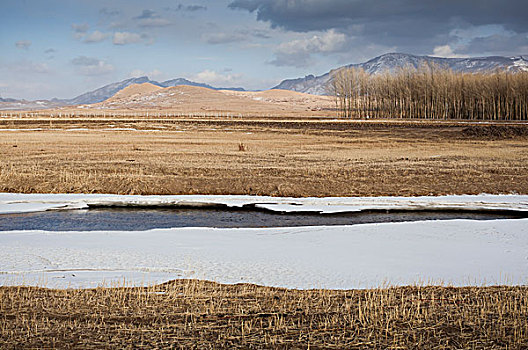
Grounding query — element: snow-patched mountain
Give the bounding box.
[274,53,528,95]
[1,76,247,109]
[0,97,19,103]
[63,77,155,105]
[61,76,244,105]
[0,98,64,111]
[160,78,245,91]
[60,77,246,105]
[160,78,214,90]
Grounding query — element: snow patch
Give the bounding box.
[0,220,527,289]
[0,193,527,215]
[512,57,528,72]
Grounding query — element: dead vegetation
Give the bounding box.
[0,119,527,197]
[238,142,248,152]
[1,280,527,349]
[462,125,528,139]
[331,66,528,120]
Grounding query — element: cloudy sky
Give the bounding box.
[1,0,527,100]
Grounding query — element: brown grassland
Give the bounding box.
[1,114,528,348]
[0,117,527,197]
[1,280,527,349]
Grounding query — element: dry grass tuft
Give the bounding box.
[238,142,248,152]
[1,280,527,349]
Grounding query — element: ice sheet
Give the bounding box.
[1,193,527,215]
[1,219,527,289]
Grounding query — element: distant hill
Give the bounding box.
[90,84,334,116]
[59,77,246,105]
[0,98,64,111]
[0,97,19,103]
[274,53,528,95]
[108,82,163,101]
[160,78,245,92]
[62,76,155,105]
[160,78,213,89]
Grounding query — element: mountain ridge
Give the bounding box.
[60,77,246,105]
[273,53,528,95]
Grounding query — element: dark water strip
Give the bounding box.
[0,206,526,231]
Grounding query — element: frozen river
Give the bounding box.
[1,193,527,289]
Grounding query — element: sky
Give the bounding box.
[1,0,527,100]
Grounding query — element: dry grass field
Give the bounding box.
[0,117,527,196]
[1,280,527,349]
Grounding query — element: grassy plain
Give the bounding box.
[0,117,527,196]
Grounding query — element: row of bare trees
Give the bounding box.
[329,65,528,120]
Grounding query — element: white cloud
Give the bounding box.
[202,32,247,44]
[71,56,114,76]
[190,70,243,86]
[134,9,172,27]
[169,4,207,12]
[271,29,347,67]
[201,28,272,45]
[129,69,165,80]
[15,40,31,50]
[432,45,469,58]
[278,30,347,55]
[84,31,109,43]
[113,32,142,45]
[71,23,89,33]
[71,23,89,40]
[138,17,172,27]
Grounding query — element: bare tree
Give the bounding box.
[330,66,528,121]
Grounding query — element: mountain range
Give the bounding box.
[1,53,527,109]
[273,53,528,95]
[59,77,246,106]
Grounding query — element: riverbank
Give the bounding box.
[1,280,526,349]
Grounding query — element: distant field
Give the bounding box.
[0,117,527,197]
[0,85,336,117]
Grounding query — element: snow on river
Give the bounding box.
[0,193,527,289]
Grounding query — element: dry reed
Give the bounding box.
[1,280,527,349]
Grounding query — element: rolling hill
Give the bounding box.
[89,84,334,116]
